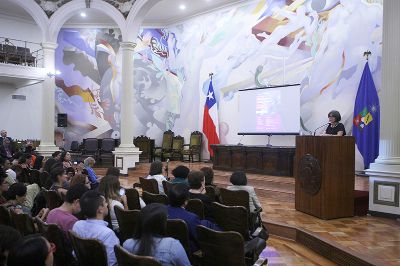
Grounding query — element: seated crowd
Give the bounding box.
[0,132,267,266]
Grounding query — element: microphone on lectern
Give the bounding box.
[313,123,329,136]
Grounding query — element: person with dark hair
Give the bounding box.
[46,184,89,232]
[50,167,69,197]
[0,225,21,266]
[7,234,54,266]
[0,137,14,160]
[146,161,167,193]
[98,175,128,230]
[66,167,75,180]
[60,151,73,169]
[106,167,120,177]
[323,110,346,136]
[200,166,220,201]
[70,173,91,189]
[171,165,190,185]
[188,170,214,219]
[4,182,30,214]
[32,155,45,171]
[72,190,120,266]
[43,157,57,173]
[227,171,261,212]
[0,158,16,186]
[52,151,62,161]
[167,183,220,252]
[123,203,190,266]
[0,173,9,204]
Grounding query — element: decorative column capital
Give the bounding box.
[41,42,58,50]
[120,42,136,52]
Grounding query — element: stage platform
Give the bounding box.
[96,161,400,265]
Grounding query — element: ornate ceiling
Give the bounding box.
[34,0,136,18]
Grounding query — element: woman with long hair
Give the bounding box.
[98,175,128,230]
[123,203,190,266]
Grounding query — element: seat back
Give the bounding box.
[205,186,217,201]
[101,138,115,152]
[189,131,203,148]
[114,206,140,243]
[84,138,98,153]
[134,135,154,162]
[162,181,172,196]
[36,218,75,266]
[70,141,80,152]
[185,199,205,219]
[10,211,35,235]
[161,130,174,150]
[139,177,159,194]
[166,219,191,258]
[197,225,246,266]
[0,205,12,226]
[172,136,184,150]
[42,188,63,210]
[114,244,161,266]
[142,191,168,205]
[211,202,249,240]
[125,188,141,210]
[68,230,108,266]
[220,188,250,211]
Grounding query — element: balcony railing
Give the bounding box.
[0,36,43,67]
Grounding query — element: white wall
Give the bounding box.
[0,15,44,140]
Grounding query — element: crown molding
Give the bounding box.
[0,11,38,26]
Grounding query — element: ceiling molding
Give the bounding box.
[0,11,38,26]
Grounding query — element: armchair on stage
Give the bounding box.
[182,131,203,162]
[295,136,355,219]
[153,130,174,161]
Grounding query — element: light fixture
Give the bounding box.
[80,12,87,17]
[179,4,186,10]
[47,70,61,77]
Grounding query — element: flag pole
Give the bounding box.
[209,72,214,81]
[363,50,371,61]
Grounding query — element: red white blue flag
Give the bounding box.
[203,80,220,156]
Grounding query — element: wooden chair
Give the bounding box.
[196,225,267,266]
[134,135,155,163]
[99,138,115,165]
[166,219,191,259]
[36,218,76,266]
[182,131,203,162]
[162,181,173,196]
[114,244,161,266]
[82,138,99,161]
[139,177,159,194]
[68,230,108,266]
[42,188,63,210]
[205,185,219,202]
[142,191,168,205]
[114,206,140,243]
[153,130,174,161]
[0,205,12,226]
[185,199,205,219]
[211,202,249,240]
[10,211,36,235]
[126,188,141,210]
[163,136,184,161]
[219,188,262,231]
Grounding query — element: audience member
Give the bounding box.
[46,184,88,232]
[0,130,12,145]
[70,173,91,189]
[72,190,120,266]
[50,167,69,197]
[188,170,214,220]
[84,157,101,188]
[0,173,9,204]
[123,203,191,266]
[227,171,261,212]
[200,166,220,201]
[167,183,220,252]
[60,151,73,169]
[171,165,190,185]
[43,157,58,173]
[52,151,62,161]
[146,161,167,194]
[0,138,14,160]
[32,155,45,171]
[7,234,54,266]
[4,182,30,214]
[0,225,21,266]
[98,175,128,231]
[105,167,120,177]
[0,158,16,185]
[66,167,75,180]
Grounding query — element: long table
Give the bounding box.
[210,144,295,177]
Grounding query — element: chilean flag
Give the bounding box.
[203,80,220,157]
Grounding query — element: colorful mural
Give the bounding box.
[55,0,382,160]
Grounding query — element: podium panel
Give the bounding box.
[295,136,355,219]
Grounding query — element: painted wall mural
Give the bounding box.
[56,0,382,163]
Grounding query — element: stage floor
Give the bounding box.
[96,161,400,265]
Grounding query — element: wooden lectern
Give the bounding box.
[295,136,355,219]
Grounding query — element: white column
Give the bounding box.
[366,0,400,216]
[113,42,141,174]
[37,42,59,157]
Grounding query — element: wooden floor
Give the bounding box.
[97,161,400,265]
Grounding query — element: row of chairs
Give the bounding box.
[69,138,116,164]
[0,43,36,66]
